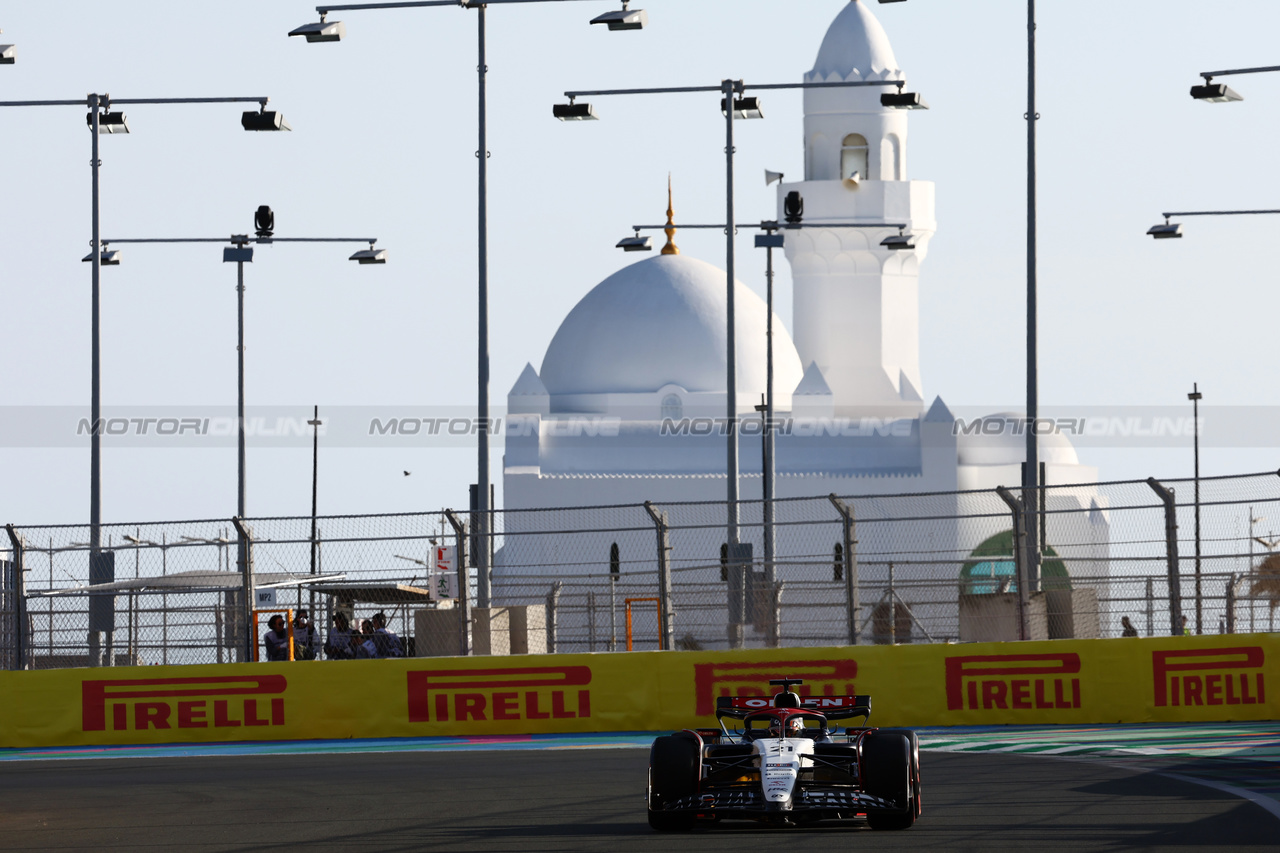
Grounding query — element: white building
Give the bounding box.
[497,1,1109,645]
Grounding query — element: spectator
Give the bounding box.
[356,619,379,659]
[293,610,318,660]
[372,612,405,658]
[325,612,356,659]
[1120,616,1139,637]
[263,614,290,661]
[1180,614,1191,636]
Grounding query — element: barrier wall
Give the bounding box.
[0,634,1274,748]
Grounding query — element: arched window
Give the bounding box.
[841,133,869,184]
[884,133,902,180]
[609,542,620,578]
[833,543,844,582]
[661,393,683,421]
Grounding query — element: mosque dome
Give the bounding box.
[956,412,1081,467]
[540,254,804,400]
[809,0,902,81]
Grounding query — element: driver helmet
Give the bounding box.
[769,716,805,738]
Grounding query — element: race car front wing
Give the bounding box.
[663,786,901,816]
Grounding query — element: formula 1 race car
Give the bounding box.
[646,678,920,831]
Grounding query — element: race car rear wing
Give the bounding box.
[715,694,872,721]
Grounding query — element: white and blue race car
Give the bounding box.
[647,678,921,831]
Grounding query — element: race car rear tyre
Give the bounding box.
[647,733,699,832]
[863,730,917,830]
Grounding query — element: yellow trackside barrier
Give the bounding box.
[0,633,1275,749]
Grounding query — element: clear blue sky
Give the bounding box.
[2,0,1278,527]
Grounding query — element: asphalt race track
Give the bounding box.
[0,748,1275,852]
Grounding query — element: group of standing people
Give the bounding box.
[262,609,404,661]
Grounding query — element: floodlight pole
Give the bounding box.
[562,77,906,644]
[0,92,277,559]
[1023,0,1042,596]
[306,0,636,610]
[99,234,380,528]
[236,241,248,521]
[89,97,102,554]
[723,79,741,548]
[476,2,492,608]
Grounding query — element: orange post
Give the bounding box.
[624,597,662,651]
[251,607,295,662]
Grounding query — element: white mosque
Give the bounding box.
[495,0,1110,645]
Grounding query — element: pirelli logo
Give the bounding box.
[406,666,591,723]
[82,675,287,732]
[945,653,1081,711]
[693,660,858,716]
[1153,646,1266,707]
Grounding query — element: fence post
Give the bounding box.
[827,495,859,645]
[546,581,562,654]
[1146,478,1184,636]
[771,580,784,647]
[995,486,1031,641]
[1225,575,1236,635]
[643,501,675,652]
[587,590,596,652]
[1152,573,1162,635]
[444,509,470,656]
[4,525,28,671]
[231,517,255,663]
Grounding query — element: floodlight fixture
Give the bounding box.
[765,170,784,187]
[241,107,291,131]
[289,17,346,43]
[553,101,598,121]
[1191,82,1242,103]
[350,243,387,264]
[0,44,14,65]
[82,248,122,265]
[590,3,647,31]
[881,90,929,110]
[721,96,764,120]
[86,110,129,134]
[880,229,916,250]
[616,233,653,252]
[1147,221,1183,239]
[254,205,275,239]
[784,191,804,226]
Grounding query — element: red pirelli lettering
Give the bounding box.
[945,654,1081,711]
[1152,647,1264,708]
[81,676,286,732]
[406,667,592,723]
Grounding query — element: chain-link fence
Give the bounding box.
[4,470,1279,669]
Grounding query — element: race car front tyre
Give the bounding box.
[862,730,917,830]
[647,733,699,831]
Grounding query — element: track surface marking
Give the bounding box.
[0,748,1275,851]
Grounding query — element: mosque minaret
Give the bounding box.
[778,0,935,417]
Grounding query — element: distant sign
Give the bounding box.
[431,546,459,601]
[255,588,278,607]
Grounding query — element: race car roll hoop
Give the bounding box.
[647,678,922,831]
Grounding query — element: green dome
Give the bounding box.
[960,529,1070,595]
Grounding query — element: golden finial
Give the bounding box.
[661,174,680,255]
